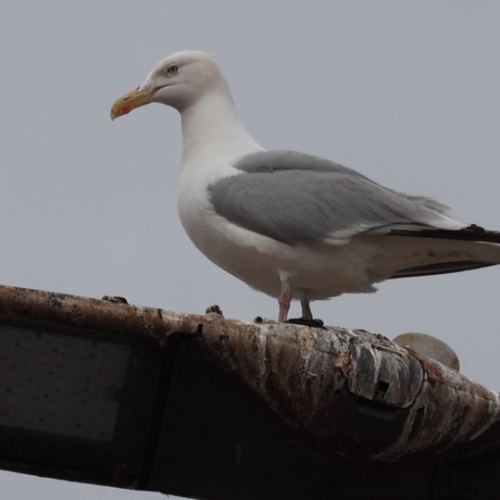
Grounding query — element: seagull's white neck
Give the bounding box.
[180,91,263,169]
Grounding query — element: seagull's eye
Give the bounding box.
[167,65,179,75]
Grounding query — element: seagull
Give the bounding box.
[111,50,500,323]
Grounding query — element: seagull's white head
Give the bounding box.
[110,51,231,119]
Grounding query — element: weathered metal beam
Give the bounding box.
[199,320,500,466]
[0,284,499,467]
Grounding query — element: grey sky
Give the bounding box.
[1,1,500,498]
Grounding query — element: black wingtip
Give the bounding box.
[389,224,500,244]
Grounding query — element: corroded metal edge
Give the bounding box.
[0,285,201,341]
[0,284,499,466]
[199,320,500,465]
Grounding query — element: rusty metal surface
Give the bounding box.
[1,284,500,467]
[0,285,201,342]
[198,320,500,465]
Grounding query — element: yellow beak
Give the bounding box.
[110,87,155,120]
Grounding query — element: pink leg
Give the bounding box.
[278,274,292,322]
[300,299,313,321]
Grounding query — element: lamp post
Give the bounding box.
[0,284,499,499]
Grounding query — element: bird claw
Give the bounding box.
[286,317,325,328]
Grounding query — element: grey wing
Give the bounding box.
[208,151,465,246]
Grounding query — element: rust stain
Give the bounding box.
[333,351,352,378]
